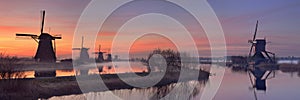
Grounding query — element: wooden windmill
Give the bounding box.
[248,21,275,65]
[72,37,90,62]
[94,45,106,62]
[16,10,61,63]
[106,49,112,62]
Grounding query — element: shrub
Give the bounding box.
[0,53,24,79]
[146,49,182,72]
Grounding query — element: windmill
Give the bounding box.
[73,37,90,62]
[94,45,106,62]
[106,49,112,62]
[16,10,61,63]
[248,21,275,65]
[247,67,275,100]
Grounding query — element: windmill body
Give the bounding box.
[96,52,105,62]
[94,45,106,62]
[106,54,112,62]
[252,39,267,64]
[35,33,57,62]
[73,37,90,62]
[79,48,90,61]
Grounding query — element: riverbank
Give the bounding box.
[279,63,300,73]
[0,69,209,100]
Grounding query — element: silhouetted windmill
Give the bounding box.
[94,45,106,62]
[16,10,61,63]
[106,49,112,62]
[73,37,90,62]
[248,21,275,65]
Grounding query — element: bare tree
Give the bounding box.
[146,49,181,72]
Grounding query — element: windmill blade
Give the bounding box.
[50,34,62,39]
[248,71,258,100]
[72,48,81,50]
[82,47,90,50]
[248,71,255,87]
[253,89,258,100]
[81,36,84,48]
[15,36,34,40]
[248,21,259,57]
[41,10,46,34]
[249,44,254,57]
[53,36,62,39]
[93,52,107,54]
[252,20,259,41]
[98,45,101,52]
[53,39,56,56]
[16,33,39,43]
[16,33,38,37]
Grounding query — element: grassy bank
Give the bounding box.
[0,69,209,100]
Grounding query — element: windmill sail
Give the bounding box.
[249,21,259,57]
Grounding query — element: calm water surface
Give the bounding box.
[22,62,148,78]
[49,64,300,100]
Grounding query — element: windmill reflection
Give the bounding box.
[248,66,275,91]
[247,65,276,100]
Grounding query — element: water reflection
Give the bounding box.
[56,69,76,76]
[213,65,300,100]
[49,80,207,100]
[3,63,300,100]
[229,65,277,92]
[17,62,148,78]
[248,67,275,91]
[43,63,300,100]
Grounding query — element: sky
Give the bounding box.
[0,0,299,59]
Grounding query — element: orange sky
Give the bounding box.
[1,0,299,59]
[0,0,89,58]
[0,1,269,59]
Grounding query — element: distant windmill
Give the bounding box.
[248,21,275,65]
[73,37,90,62]
[94,45,106,62]
[16,10,61,63]
[106,49,112,62]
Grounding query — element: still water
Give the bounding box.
[23,62,148,78]
[48,65,300,100]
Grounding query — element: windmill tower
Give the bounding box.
[16,10,61,63]
[248,21,275,65]
[73,37,90,62]
[94,45,106,62]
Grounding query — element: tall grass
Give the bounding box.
[0,54,36,99]
[0,53,25,79]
